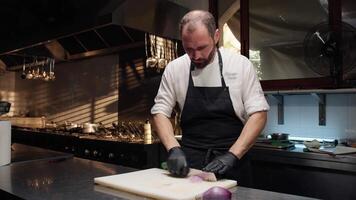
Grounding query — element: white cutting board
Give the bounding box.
[94,168,237,200]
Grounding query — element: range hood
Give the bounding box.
[0,0,188,70]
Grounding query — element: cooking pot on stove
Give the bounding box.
[64,122,80,131]
[270,133,289,140]
[83,123,98,133]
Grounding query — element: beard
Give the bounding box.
[192,46,216,69]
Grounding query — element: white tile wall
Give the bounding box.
[264,93,356,140]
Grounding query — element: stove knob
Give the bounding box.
[64,146,70,151]
[108,153,115,159]
[93,150,99,157]
[84,149,90,155]
[71,147,75,152]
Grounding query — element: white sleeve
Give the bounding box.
[241,58,269,116]
[150,65,177,118]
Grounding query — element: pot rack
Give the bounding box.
[9,53,56,81]
[145,33,178,73]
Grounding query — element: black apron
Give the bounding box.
[180,50,251,183]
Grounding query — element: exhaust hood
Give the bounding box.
[0,0,188,70]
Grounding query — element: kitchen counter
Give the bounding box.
[250,144,356,172]
[176,135,356,172]
[12,129,164,169]
[13,129,356,172]
[249,144,356,200]
[11,143,73,164]
[0,144,317,200]
[10,130,355,199]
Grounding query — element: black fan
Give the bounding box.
[304,21,356,77]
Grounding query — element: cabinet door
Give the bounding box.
[251,159,356,200]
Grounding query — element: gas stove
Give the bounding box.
[12,122,166,169]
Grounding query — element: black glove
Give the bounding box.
[167,146,189,177]
[202,152,238,175]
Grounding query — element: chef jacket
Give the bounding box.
[151,47,269,124]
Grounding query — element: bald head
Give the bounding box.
[179,10,216,38]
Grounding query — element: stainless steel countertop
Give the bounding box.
[0,144,318,200]
[11,143,73,164]
[177,134,356,172]
[1,146,137,200]
[250,144,356,173]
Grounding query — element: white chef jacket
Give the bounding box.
[151,47,269,124]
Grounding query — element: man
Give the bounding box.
[151,10,269,181]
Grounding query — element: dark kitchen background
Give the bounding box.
[0,0,186,124]
[1,0,355,141]
[0,1,356,200]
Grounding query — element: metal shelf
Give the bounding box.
[264,88,356,95]
[265,88,356,126]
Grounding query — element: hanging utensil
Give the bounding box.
[174,41,178,59]
[145,33,152,68]
[145,33,149,58]
[38,60,45,79]
[32,57,40,79]
[26,57,35,79]
[21,57,26,79]
[146,34,158,68]
[43,58,50,81]
[33,67,40,79]
[169,40,173,62]
[49,59,55,81]
[158,39,167,70]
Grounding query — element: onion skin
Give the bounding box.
[200,186,232,200]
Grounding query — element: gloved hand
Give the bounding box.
[167,146,189,177]
[202,151,238,175]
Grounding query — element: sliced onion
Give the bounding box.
[201,186,232,200]
[189,175,204,183]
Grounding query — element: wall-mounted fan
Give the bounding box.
[303,21,356,80]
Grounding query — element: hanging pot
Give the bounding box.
[146,34,158,68]
[145,33,156,68]
[270,133,289,140]
[26,69,34,79]
[146,57,157,68]
[158,44,167,69]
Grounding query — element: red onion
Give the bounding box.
[201,186,232,200]
[189,175,204,183]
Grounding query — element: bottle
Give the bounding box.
[144,119,152,144]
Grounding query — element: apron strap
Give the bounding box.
[217,50,227,88]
